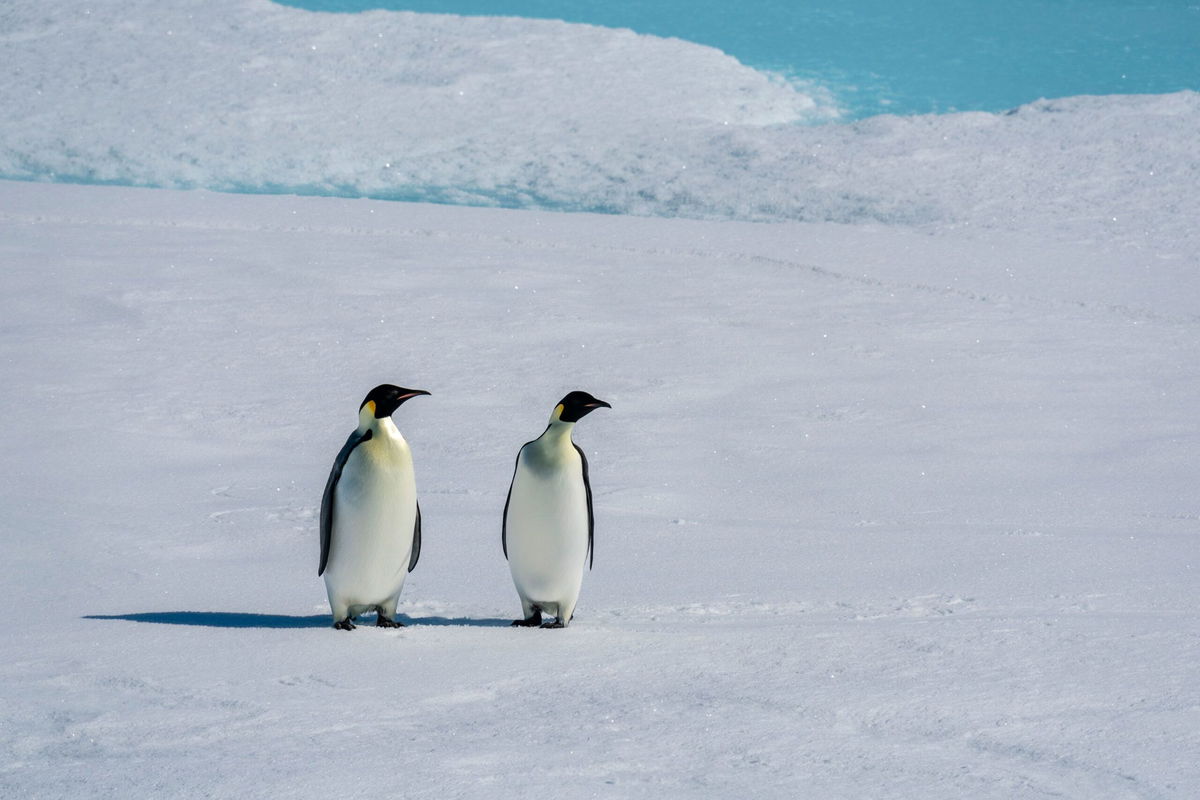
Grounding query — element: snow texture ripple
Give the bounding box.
[0,180,1197,798]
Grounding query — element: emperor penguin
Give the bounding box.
[319,384,429,630]
[503,390,610,628]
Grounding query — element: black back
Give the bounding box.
[318,428,371,576]
[501,440,594,570]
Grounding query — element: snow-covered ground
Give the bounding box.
[1,177,1197,797]
[3,0,1200,796]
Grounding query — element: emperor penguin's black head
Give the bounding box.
[554,390,611,423]
[360,384,430,418]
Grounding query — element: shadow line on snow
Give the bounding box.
[83,611,511,629]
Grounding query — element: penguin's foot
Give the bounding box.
[333,618,357,631]
[511,617,542,627]
[540,620,566,629]
[376,615,405,628]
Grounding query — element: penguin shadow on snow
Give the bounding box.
[83,611,510,629]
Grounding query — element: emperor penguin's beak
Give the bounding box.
[398,389,431,401]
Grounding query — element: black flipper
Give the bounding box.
[500,446,526,561]
[574,443,595,570]
[318,428,372,576]
[408,501,422,572]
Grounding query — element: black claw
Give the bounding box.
[376,616,405,628]
[540,621,566,629]
[333,618,357,631]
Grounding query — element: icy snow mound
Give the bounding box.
[2,0,1198,239]
[0,1,830,192]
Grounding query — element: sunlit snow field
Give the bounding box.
[2,0,1199,797]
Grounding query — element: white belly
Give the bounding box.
[506,454,589,606]
[324,439,417,611]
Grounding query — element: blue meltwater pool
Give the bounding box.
[278,0,1200,119]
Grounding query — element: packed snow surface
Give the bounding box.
[1,178,1197,797]
[2,0,1199,796]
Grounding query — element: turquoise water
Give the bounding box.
[279,0,1200,118]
